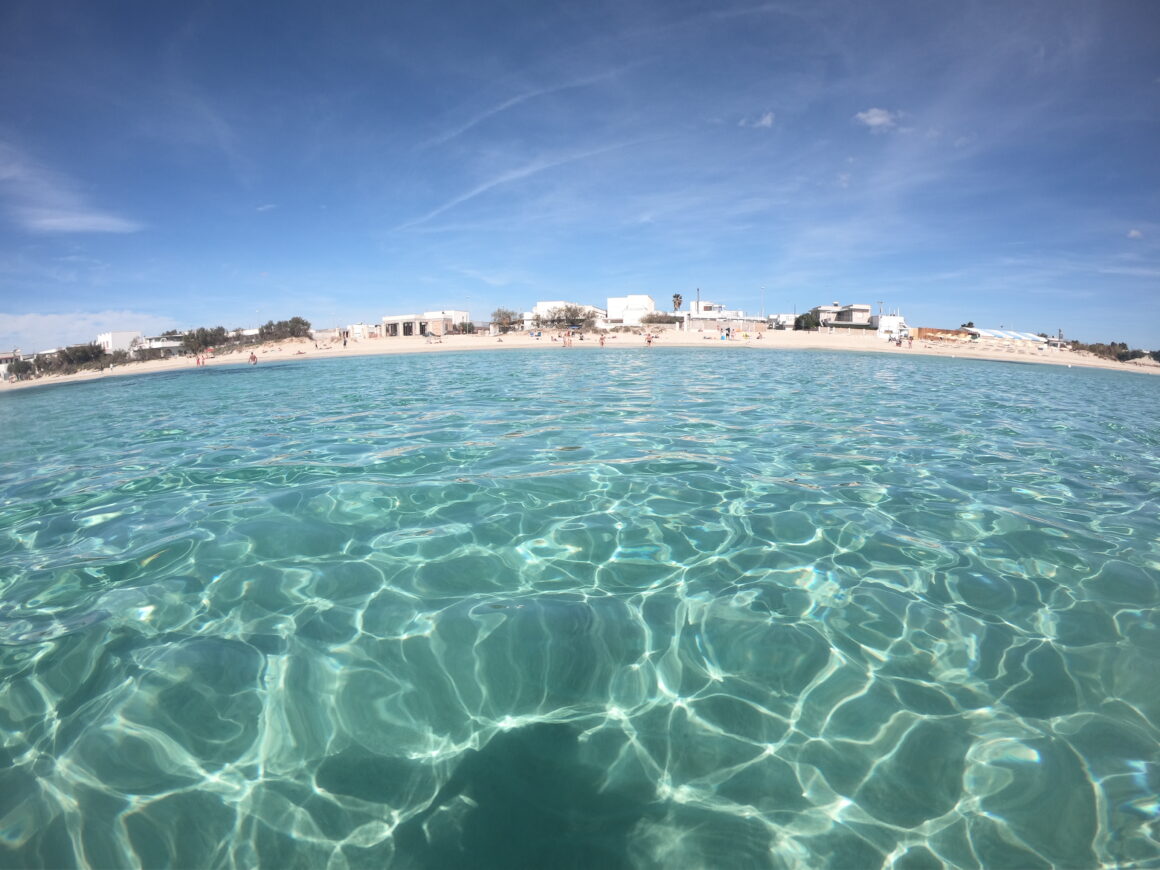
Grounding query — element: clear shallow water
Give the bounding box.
[1,348,1158,869]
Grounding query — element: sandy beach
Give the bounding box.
[4,326,1157,392]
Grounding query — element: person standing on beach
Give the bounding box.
[249,352,257,365]
[599,334,606,347]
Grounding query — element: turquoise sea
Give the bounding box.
[1,348,1158,869]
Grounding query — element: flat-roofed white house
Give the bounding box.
[606,294,656,326]
[871,313,909,340]
[381,310,470,338]
[423,310,470,335]
[690,300,746,320]
[347,322,381,340]
[810,302,873,326]
[381,315,423,337]
[838,303,872,324]
[96,331,143,353]
[132,335,185,356]
[0,349,21,380]
[768,313,795,329]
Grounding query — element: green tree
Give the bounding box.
[491,307,520,333]
[253,317,311,342]
[641,313,680,325]
[538,304,595,330]
[29,343,107,376]
[672,293,683,313]
[794,312,819,331]
[184,326,229,353]
[258,320,282,341]
[61,343,106,371]
[7,359,33,380]
[960,321,975,329]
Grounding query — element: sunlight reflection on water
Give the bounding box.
[1,349,1158,868]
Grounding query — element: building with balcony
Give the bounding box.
[809,302,873,326]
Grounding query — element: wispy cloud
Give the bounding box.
[739,111,775,128]
[422,67,637,149]
[853,107,900,130]
[399,140,642,229]
[256,203,277,212]
[0,142,143,233]
[1127,228,1143,239]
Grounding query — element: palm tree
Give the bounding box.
[672,293,683,313]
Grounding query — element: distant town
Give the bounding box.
[3,292,1153,383]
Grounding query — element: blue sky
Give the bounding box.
[1,0,1158,352]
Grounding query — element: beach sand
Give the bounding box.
[4,327,1157,392]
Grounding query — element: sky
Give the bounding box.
[1,0,1158,352]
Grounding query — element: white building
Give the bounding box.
[767,313,795,329]
[96,331,143,353]
[381,310,471,338]
[810,302,873,326]
[690,299,746,320]
[132,335,185,357]
[381,314,424,337]
[605,294,656,326]
[870,313,910,341]
[0,349,20,381]
[347,322,380,340]
[424,309,470,330]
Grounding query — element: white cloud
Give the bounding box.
[256,203,277,212]
[0,142,143,234]
[854,107,899,130]
[0,310,179,354]
[1127,228,1143,239]
[739,111,775,128]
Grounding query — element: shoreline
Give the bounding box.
[4,328,1158,393]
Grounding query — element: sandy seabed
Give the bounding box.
[4,327,1157,392]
